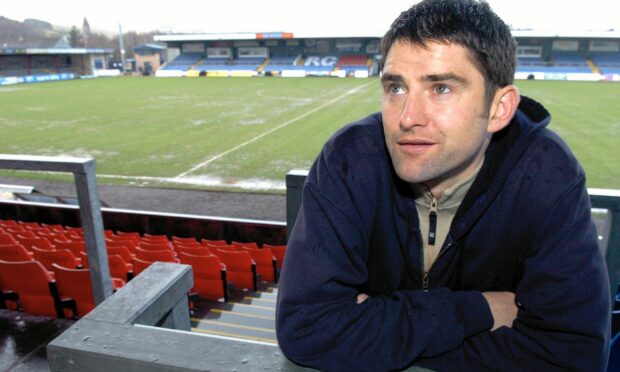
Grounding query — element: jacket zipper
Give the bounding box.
[423,193,438,291]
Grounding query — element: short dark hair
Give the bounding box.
[380,0,516,107]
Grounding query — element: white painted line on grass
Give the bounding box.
[96,173,286,191]
[174,80,375,179]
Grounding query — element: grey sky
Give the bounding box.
[2,0,618,36]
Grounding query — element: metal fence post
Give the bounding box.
[285,169,308,242]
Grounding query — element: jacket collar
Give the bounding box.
[451,96,551,239]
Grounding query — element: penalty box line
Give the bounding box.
[174,80,376,179]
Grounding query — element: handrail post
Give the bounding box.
[285,169,309,242]
[0,154,113,303]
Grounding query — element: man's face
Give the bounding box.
[381,40,493,196]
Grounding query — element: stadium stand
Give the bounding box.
[337,54,370,75]
[162,52,203,71]
[591,52,620,74]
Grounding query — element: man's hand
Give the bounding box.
[482,291,518,331]
[357,293,369,304]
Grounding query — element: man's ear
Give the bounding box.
[487,85,520,134]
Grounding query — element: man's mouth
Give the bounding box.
[397,139,435,154]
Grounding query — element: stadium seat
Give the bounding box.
[172,236,199,244]
[32,247,82,272]
[132,257,154,276]
[139,241,175,253]
[52,263,124,318]
[232,241,259,250]
[179,252,228,302]
[0,243,35,261]
[4,225,27,234]
[173,242,203,251]
[77,251,132,283]
[107,234,140,246]
[244,248,278,283]
[175,246,212,257]
[142,234,170,244]
[18,221,40,230]
[0,260,63,317]
[0,219,19,227]
[107,245,135,263]
[115,231,142,243]
[213,250,257,291]
[106,239,139,253]
[14,235,55,251]
[134,248,179,263]
[108,254,133,282]
[263,244,287,270]
[53,239,86,257]
[0,233,18,245]
[208,244,236,252]
[40,223,66,232]
[35,230,62,241]
[201,239,228,247]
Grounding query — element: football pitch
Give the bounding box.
[0,77,618,191]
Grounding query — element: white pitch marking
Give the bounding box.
[174,80,375,179]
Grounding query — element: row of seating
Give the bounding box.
[0,218,287,318]
[163,53,372,74]
[0,259,123,318]
[517,52,620,74]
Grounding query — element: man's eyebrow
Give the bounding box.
[380,73,404,84]
[423,73,468,85]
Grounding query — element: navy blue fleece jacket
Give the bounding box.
[276,97,610,371]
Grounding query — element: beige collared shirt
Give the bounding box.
[412,160,484,272]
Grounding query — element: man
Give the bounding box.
[276,0,611,370]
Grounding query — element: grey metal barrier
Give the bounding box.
[0,154,112,305]
[46,262,308,371]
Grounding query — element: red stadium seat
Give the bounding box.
[106,239,138,254]
[245,248,278,283]
[52,264,124,318]
[0,219,19,228]
[132,257,154,276]
[0,243,35,261]
[0,233,18,245]
[107,245,135,263]
[201,239,228,248]
[72,253,131,282]
[179,252,228,302]
[14,235,55,251]
[263,244,287,270]
[32,247,82,272]
[172,236,199,246]
[108,254,133,282]
[232,241,259,250]
[18,221,40,230]
[175,246,212,257]
[0,260,63,317]
[135,248,179,263]
[53,239,86,257]
[213,250,257,291]
[139,241,175,253]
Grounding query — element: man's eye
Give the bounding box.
[388,85,406,95]
[433,84,451,95]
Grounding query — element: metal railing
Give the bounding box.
[0,154,112,304]
[47,262,307,371]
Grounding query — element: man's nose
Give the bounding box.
[400,93,428,130]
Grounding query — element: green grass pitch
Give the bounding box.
[0,77,618,191]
